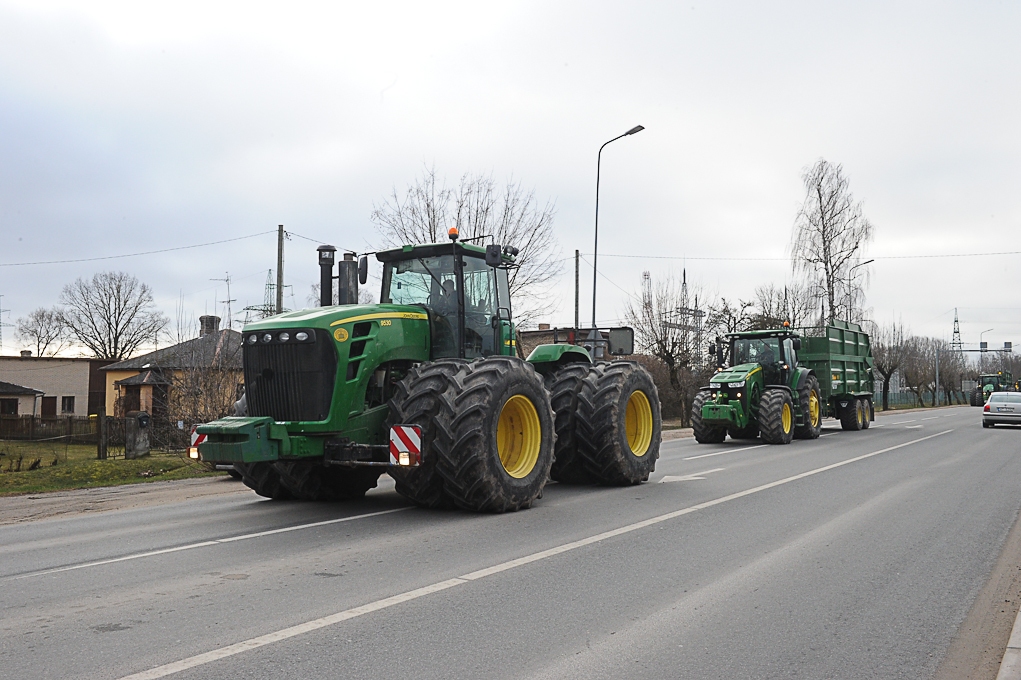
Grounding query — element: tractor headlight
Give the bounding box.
[728,381,745,388]
[188,446,200,460]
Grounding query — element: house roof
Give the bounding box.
[0,380,43,396]
[114,369,171,386]
[101,329,243,372]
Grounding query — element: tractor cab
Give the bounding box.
[714,329,802,387]
[374,239,517,360]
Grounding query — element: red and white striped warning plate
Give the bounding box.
[190,425,206,448]
[389,425,422,466]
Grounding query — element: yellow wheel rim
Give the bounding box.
[497,394,542,479]
[625,390,654,457]
[857,401,864,427]
[809,391,820,427]
[781,403,792,434]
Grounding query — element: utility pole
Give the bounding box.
[934,346,940,407]
[276,225,285,315]
[574,250,580,330]
[951,309,962,352]
[0,294,11,355]
[210,273,235,329]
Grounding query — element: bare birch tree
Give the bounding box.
[790,159,874,324]
[15,307,70,356]
[371,166,561,325]
[871,321,907,411]
[748,282,815,330]
[60,271,168,361]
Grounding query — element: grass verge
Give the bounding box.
[0,440,224,496]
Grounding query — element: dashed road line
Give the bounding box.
[684,444,767,460]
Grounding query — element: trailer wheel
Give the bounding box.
[274,461,382,501]
[759,388,794,445]
[860,398,872,429]
[234,462,293,500]
[692,390,727,443]
[794,375,823,440]
[839,399,863,431]
[387,359,469,509]
[429,356,555,512]
[572,361,662,485]
[546,363,597,485]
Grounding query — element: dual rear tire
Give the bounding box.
[839,397,872,431]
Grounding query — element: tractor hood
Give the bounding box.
[709,363,762,385]
[240,303,429,333]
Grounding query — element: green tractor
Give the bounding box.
[692,322,875,444]
[197,235,662,512]
[971,371,1015,406]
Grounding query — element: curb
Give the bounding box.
[998,608,1021,679]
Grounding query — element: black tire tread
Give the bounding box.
[274,460,381,501]
[758,388,794,445]
[234,461,292,500]
[692,390,727,443]
[793,375,823,440]
[547,363,598,484]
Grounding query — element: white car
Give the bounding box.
[983,392,1021,427]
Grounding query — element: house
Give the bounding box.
[0,354,112,416]
[100,316,243,419]
[0,380,43,416]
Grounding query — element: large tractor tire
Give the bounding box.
[431,356,555,512]
[692,390,726,443]
[861,398,872,429]
[971,388,983,407]
[728,423,759,440]
[794,375,823,440]
[234,462,293,500]
[546,363,598,485]
[387,359,469,509]
[839,398,864,431]
[758,388,795,445]
[274,461,382,502]
[573,361,662,485]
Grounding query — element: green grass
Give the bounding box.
[0,440,225,496]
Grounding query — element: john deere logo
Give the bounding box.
[334,328,349,342]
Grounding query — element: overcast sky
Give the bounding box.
[1,1,1018,355]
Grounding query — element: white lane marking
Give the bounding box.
[658,468,726,483]
[890,420,916,424]
[906,425,923,429]
[684,444,766,460]
[116,429,954,680]
[14,508,410,580]
[820,433,838,437]
[921,417,939,421]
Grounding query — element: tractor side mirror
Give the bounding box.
[358,256,368,285]
[608,327,634,356]
[792,337,802,351]
[496,306,512,322]
[485,244,503,267]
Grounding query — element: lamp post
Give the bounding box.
[980,328,994,352]
[845,259,874,322]
[592,125,644,328]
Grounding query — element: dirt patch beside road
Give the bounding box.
[0,476,249,526]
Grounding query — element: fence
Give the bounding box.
[0,414,194,458]
[880,391,968,409]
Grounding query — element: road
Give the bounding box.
[2,406,1020,679]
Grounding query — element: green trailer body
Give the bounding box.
[798,321,875,418]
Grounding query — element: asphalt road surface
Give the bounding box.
[3,406,1020,680]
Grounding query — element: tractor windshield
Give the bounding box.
[382,255,460,357]
[732,338,781,368]
[981,376,1001,388]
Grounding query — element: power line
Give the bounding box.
[585,249,1021,262]
[0,231,275,267]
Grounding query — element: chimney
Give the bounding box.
[538,323,551,331]
[199,315,221,337]
[20,350,32,357]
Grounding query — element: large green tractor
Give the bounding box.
[692,322,875,444]
[970,371,1014,406]
[198,235,661,512]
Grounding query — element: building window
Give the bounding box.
[61,396,76,414]
[0,399,17,416]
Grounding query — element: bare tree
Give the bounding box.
[790,159,874,324]
[60,271,168,361]
[900,336,936,407]
[15,307,70,356]
[705,297,755,336]
[748,282,815,330]
[371,166,561,326]
[871,322,907,411]
[624,271,714,426]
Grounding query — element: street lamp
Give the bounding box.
[845,259,874,322]
[980,328,994,351]
[592,125,644,328]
